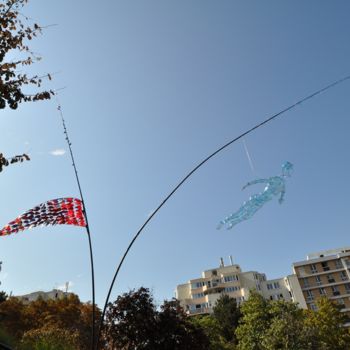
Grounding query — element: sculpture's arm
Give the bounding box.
[242,178,268,190]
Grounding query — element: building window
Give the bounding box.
[191,281,205,289]
[319,287,327,296]
[344,283,350,294]
[302,278,310,288]
[331,285,340,296]
[274,282,280,289]
[321,261,330,272]
[310,264,318,274]
[315,275,322,286]
[189,304,197,311]
[224,275,238,283]
[227,286,238,292]
[340,271,348,281]
[335,259,343,269]
[267,282,281,290]
[327,275,335,284]
[192,292,204,299]
[306,290,314,301]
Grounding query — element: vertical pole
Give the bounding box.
[56,102,96,350]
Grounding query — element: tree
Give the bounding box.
[235,293,350,350]
[102,287,159,349]
[235,291,271,350]
[0,291,7,303]
[0,297,26,339]
[304,297,350,350]
[191,315,236,350]
[0,293,99,349]
[102,287,210,350]
[20,327,79,350]
[261,300,308,350]
[157,299,210,350]
[213,294,241,344]
[0,0,53,109]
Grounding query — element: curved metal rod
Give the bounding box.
[96,75,350,348]
[57,102,96,350]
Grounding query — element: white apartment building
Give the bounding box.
[16,289,73,304]
[176,256,296,315]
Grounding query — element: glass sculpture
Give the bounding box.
[218,161,293,229]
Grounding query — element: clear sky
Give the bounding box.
[1,0,350,308]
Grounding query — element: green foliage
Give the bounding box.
[0,326,16,348]
[191,315,236,350]
[20,327,79,350]
[102,287,158,349]
[235,292,350,350]
[304,297,350,350]
[158,299,210,349]
[261,300,308,350]
[235,291,271,350]
[213,294,241,344]
[102,287,210,349]
[1,287,350,349]
[0,0,53,109]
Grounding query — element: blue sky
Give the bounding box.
[1,1,350,307]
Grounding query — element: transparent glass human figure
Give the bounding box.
[217,162,293,229]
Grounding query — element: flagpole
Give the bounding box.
[96,75,350,348]
[56,102,96,350]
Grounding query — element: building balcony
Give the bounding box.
[302,280,350,292]
[297,267,345,278]
[203,284,225,295]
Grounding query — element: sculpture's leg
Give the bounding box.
[217,209,245,230]
[226,209,250,229]
[217,216,234,230]
[218,197,263,230]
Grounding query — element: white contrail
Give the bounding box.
[242,139,255,174]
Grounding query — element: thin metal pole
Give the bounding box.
[56,102,96,350]
[96,75,350,348]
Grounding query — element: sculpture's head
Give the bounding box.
[282,161,293,177]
